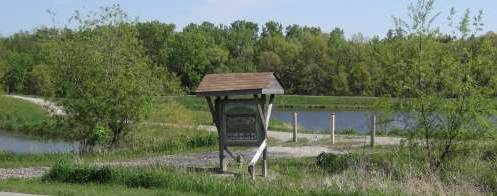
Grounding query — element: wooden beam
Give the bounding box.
[253,95,267,131]
[205,97,219,129]
[370,114,376,147]
[265,95,274,131]
[262,94,273,177]
[248,139,267,179]
[214,97,225,172]
[224,146,242,163]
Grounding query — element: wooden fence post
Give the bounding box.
[293,112,298,142]
[370,114,376,147]
[330,112,335,144]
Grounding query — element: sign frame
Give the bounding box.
[218,99,265,147]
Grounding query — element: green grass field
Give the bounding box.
[169,95,386,111]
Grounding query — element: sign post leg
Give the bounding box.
[262,147,267,177]
[206,96,225,172]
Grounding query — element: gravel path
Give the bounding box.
[104,145,344,167]
[0,167,48,180]
[0,146,344,180]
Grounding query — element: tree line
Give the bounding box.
[1,5,496,98]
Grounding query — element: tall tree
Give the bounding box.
[54,5,159,150]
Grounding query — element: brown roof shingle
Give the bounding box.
[195,72,284,96]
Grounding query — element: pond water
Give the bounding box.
[271,110,413,133]
[0,130,79,154]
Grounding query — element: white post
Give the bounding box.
[330,112,335,144]
[293,112,298,142]
[370,114,376,147]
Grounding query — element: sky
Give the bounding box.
[0,0,496,38]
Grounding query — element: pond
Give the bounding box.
[271,110,413,133]
[0,130,79,154]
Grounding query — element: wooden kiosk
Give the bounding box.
[195,72,284,179]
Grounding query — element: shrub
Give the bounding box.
[43,161,112,184]
[123,171,163,188]
[316,152,359,173]
[338,128,358,135]
[481,144,497,162]
[186,134,216,148]
[479,167,497,192]
[387,128,407,136]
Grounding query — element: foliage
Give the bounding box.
[386,0,496,169]
[316,152,359,173]
[0,2,496,97]
[39,162,366,196]
[43,160,112,184]
[52,5,160,150]
[27,64,55,97]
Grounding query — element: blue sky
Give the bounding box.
[1,0,496,38]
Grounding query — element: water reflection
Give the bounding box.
[0,130,79,154]
[271,110,415,133]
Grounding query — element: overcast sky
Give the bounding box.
[1,0,496,38]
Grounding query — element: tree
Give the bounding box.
[54,5,159,150]
[389,0,493,169]
[169,30,214,89]
[27,64,54,97]
[136,21,175,67]
[225,20,259,72]
[3,51,33,94]
[348,63,371,95]
[262,21,283,38]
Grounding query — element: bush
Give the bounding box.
[480,168,497,192]
[316,152,359,173]
[481,143,497,162]
[43,161,112,184]
[123,171,163,188]
[387,128,407,136]
[338,128,358,135]
[186,134,216,148]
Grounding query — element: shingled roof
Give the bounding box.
[195,72,284,96]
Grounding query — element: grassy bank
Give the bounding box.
[0,96,63,139]
[170,95,386,111]
[0,123,217,168]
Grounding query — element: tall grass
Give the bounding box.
[41,161,375,196]
[316,143,497,194]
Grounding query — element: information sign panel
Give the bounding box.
[220,100,263,146]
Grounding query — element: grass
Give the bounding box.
[0,96,59,139]
[169,95,387,111]
[8,142,495,195]
[15,159,389,196]
[0,179,199,196]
